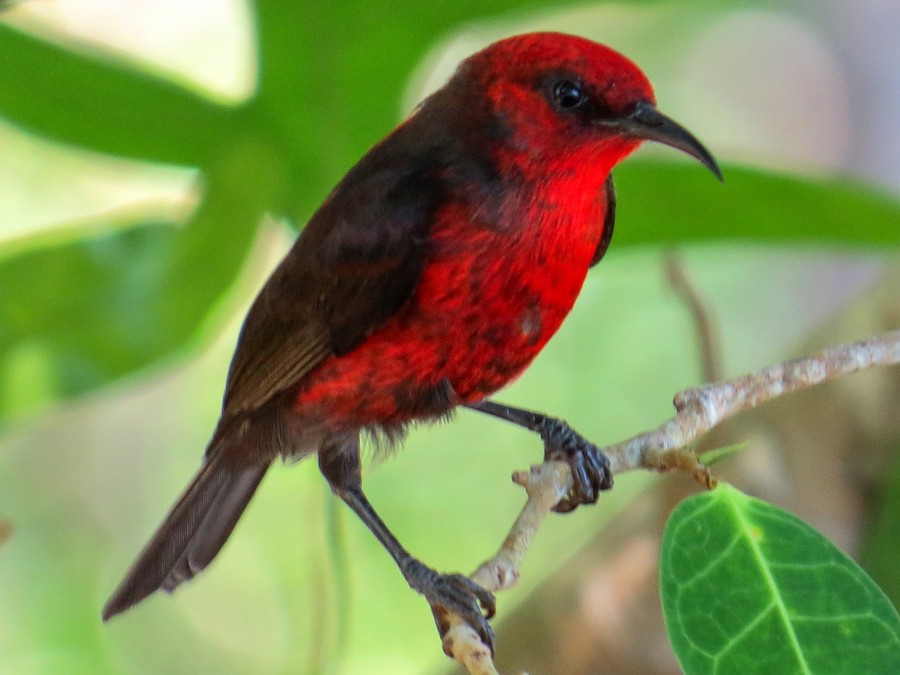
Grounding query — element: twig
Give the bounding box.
[665,251,723,382]
[469,462,571,593]
[443,621,500,675]
[604,329,900,475]
[446,329,900,672]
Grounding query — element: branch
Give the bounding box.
[446,329,900,672]
[665,252,723,382]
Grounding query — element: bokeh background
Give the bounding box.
[1,1,898,673]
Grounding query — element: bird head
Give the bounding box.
[453,32,721,180]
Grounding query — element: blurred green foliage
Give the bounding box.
[1,1,899,674]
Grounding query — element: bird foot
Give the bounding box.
[538,417,613,513]
[401,558,496,655]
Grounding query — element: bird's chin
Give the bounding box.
[582,136,643,178]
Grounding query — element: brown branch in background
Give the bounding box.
[0,520,12,548]
[447,329,900,672]
[665,251,723,382]
[605,330,900,474]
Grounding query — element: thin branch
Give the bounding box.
[605,329,900,475]
[446,329,900,672]
[443,621,500,675]
[665,251,723,382]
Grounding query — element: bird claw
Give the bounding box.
[402,559,496,654]
[539,417,613,513]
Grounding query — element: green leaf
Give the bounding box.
[697,442,748,467]
[859,446,900,609]
[0,23,233,167]
[616,163,900,247]
[0,111,284,421]
[0,202,264,419]
[660,483,900,675]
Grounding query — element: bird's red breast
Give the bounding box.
[292,157,618,431]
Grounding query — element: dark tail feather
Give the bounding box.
[102,458,268,621]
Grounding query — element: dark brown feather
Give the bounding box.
[102,457,268,620]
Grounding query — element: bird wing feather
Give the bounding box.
[221,137,450,417]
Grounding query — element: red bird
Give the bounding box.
[103,32,720,650]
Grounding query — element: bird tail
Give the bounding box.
[101,456,269,621]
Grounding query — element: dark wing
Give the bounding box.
[221,133,450,417]
[589,173,616,267]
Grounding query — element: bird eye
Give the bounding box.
[552,79,586,109]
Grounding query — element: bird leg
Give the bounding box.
[318,435,496,653]
[465,400,613,512]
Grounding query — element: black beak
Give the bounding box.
[600,101,722,181]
